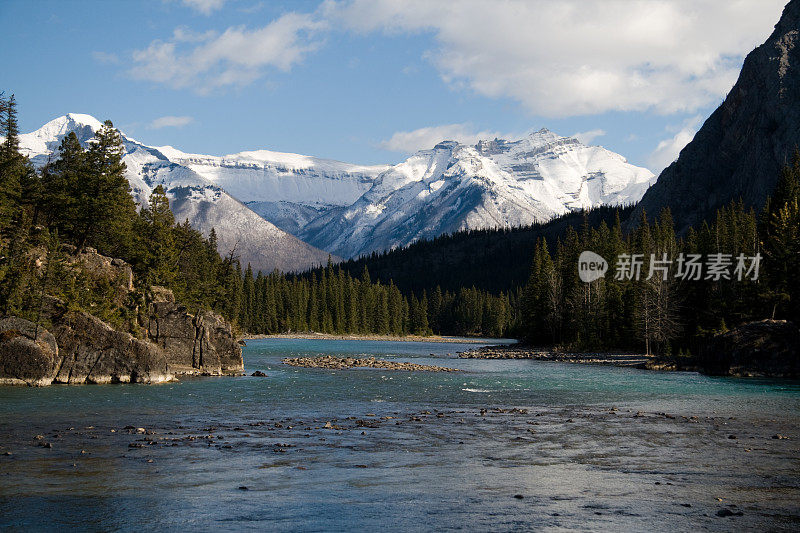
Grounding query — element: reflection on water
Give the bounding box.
[1,338,799,531]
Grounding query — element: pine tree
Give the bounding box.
[41,132,85,234]
[138,185,177,286]
[76,120,137,255]
[0,94,29,229]
[240,264,255,331]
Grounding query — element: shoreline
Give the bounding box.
[458,345,654,367]
[243,332,512,344]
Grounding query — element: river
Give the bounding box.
[1,338,798,531]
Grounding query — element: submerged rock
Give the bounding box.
[699,320,800,377]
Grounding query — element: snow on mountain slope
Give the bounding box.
[20,115,654,264]
[300,130,655,258]
[156,144,388,235]
[19,114,333,273]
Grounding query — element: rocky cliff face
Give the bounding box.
[147,286,242,376]
[45,297,173,385]
[0,251,243,386]
[0,306,172,386]
[0,318,60,387]
[631,0,800,232]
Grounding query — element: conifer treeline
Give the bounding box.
[237,263,515,337]
[333,206,633,295]
[520,155,800,355]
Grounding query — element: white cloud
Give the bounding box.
[572,129,606,145]
[92,51,120,65]
[647,115,704,173]
[130,13,326,92]
[324,0,785,117]
[149,115,195,129]
[380,123,518,153]
[181,0,226,15]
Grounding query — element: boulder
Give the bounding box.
[43,298,173,384]
[147,286,243,376]
[0,318,59,386]
[699,320,800,377]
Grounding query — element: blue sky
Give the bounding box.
[0,0,786,171]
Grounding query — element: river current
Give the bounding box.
[1,338,798,531]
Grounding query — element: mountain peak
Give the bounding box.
[526,127,562,141]
[19,113,105,158]
[433,140,460,151]
[631,0,800,233]
[42,113,104,135]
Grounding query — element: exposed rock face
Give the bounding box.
[699,320,800,377]
[631,1,800,232]
[45,297,173,384]
[0,310,171,386]
[0,318,59,386]
[0,253,242,386]
[147,286,243,376]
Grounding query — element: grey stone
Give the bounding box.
[147,287,243,376]
[0,319,58,386]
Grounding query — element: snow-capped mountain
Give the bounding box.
[19,114,334,273]
[156,145,389,235]
[299,130,655,258]
[20,115,654,265]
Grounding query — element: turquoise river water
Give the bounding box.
[1,338,799,531]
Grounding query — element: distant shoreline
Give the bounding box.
[458,345,653,367]
[242,333,514,344]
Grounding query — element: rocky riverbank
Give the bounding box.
[698,320,800,378]
[458,345,651,367]
[0,248,242,386]
[282,355,459,372]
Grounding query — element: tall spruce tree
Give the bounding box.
[77,120,136,255]
[138,185,177,287]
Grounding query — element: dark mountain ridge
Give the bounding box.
[631,0,800,232]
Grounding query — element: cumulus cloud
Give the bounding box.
[149,115,195,129]
[324,0,785,117]
[572,129,606,145]
[380,123,519,153]
[181,0,226,15]
[130,13,326,92]
[647,115,704,173]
